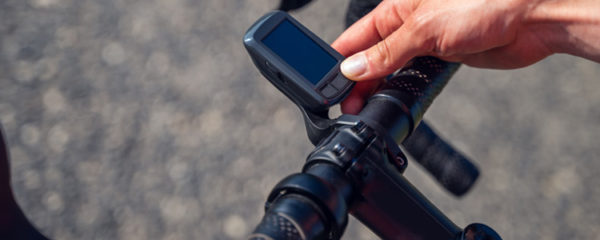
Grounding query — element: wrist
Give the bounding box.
[525,0,600,61]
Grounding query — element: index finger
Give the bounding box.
[331,0,406,56]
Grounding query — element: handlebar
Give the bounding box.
[359,57,460,143]
[248,194,324,240]
[345,57,466,240]
[363,58,479,197]
[249,57,474,240]
[249,164,350,240]
[403,121,480,196]
[249,1,499,239]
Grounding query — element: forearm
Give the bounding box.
[527,0,600,62]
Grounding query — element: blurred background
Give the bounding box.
[1,0,599,239]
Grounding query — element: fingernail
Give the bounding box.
[341,53,367,78]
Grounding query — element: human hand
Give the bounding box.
[332,0,555,114]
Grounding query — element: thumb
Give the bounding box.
[340,27,422,81]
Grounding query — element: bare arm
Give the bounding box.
[528,0,600,62]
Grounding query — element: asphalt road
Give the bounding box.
[1,0,599,239]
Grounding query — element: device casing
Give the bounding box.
[244,11,353,112]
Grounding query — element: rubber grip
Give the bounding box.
[248,213,304,240]
[402,121,479,196]
[248,193,329,240]
[383,57,461,128]
[360,57,460,144]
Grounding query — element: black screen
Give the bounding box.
[262,19,337,85]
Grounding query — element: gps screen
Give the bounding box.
[262,19,337,85]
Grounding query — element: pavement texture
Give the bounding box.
[1,0,599,239]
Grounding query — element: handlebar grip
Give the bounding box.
[384,57,460,128]
[248,194,327,240]
[402,121,479,196]
[248,212,304,240]
[360,57,460,142]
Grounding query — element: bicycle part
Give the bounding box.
[403,121,480,196]
[249,164,351,240]
[247,1,501,239]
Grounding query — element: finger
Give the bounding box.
[340,79,381,114]
[332,0,405,57]
[340,26,424,81]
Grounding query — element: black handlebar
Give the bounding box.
[403,121,480,196]
[249,1,499,239]
[248,57,498,240]
[249,194,323,240]
[360,57,460,142]
[250,164,351,240]
[364,58,479,197]
[345,57,466,240]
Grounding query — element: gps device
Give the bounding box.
[244,11,354,112]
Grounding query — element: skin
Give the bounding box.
[332,0,600,114]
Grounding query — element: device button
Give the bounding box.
[321,85,338,98]
[331,74,349,89]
